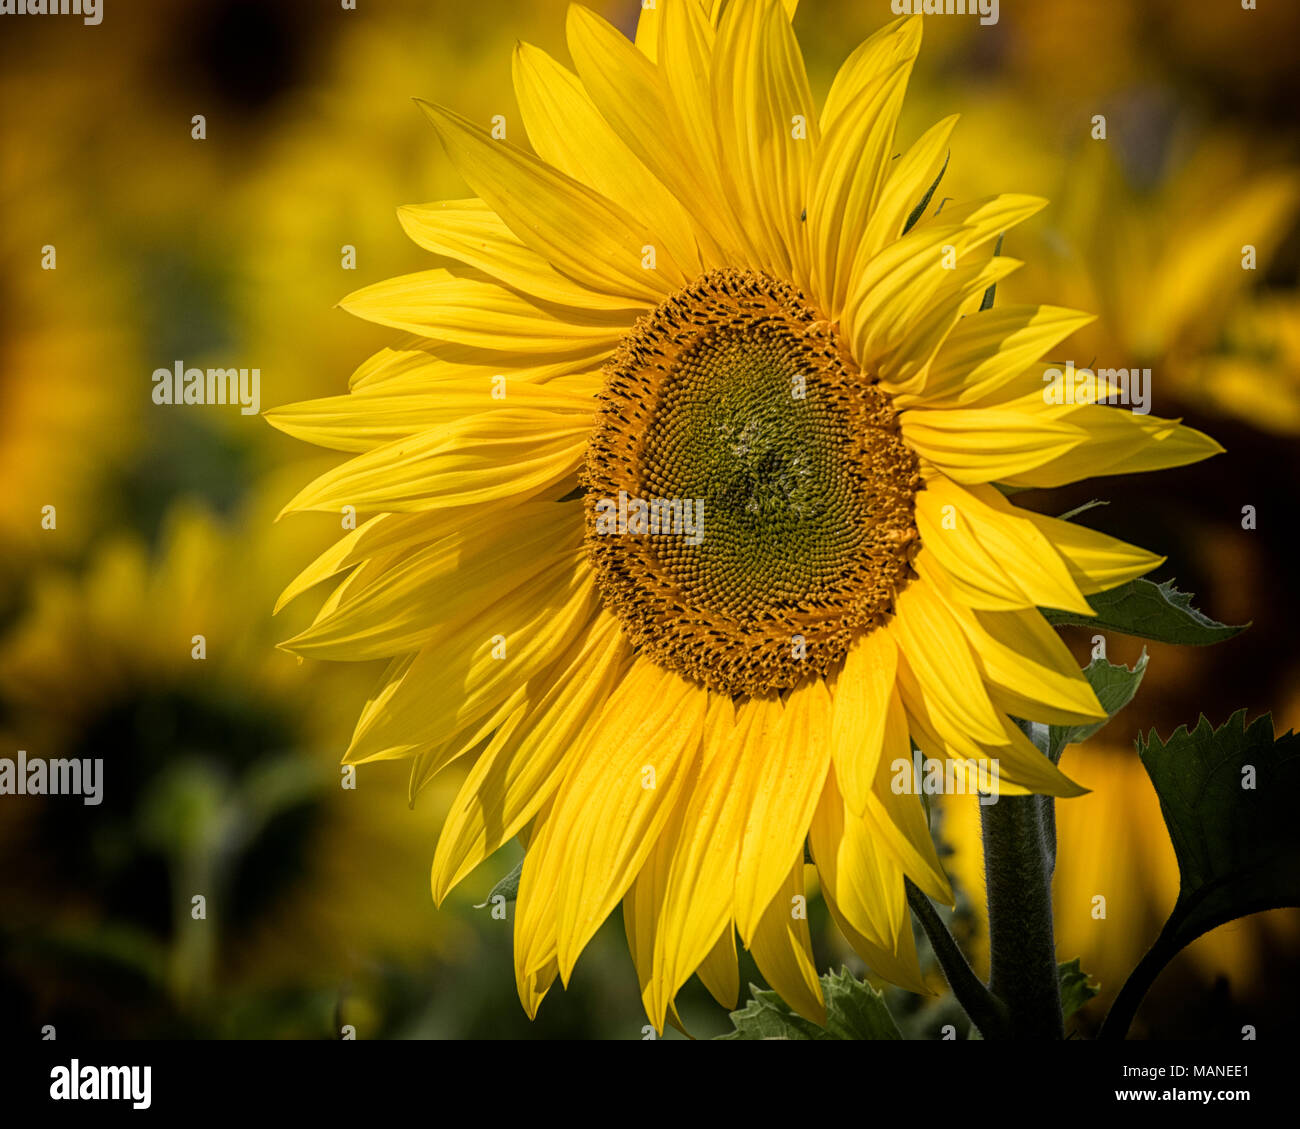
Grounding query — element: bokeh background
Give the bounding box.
[1,0,1297,1040]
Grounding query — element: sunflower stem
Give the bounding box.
[904,878,1007,1039]
[980,727,1065,1039]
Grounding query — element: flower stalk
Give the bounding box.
[980,787,1065,1039]
[904,878,1008,1039]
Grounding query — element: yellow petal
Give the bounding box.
[876,255,1025,392]
[268,392,467,454]
[514,799,561,1007]
[808,61,911,317]
[343,560,596,763]
[339,269,628,353]
[566,5,733,261]
[1146,171,1300,346]
[890,579,1009,747]
[843,221,970,367]
[809,766,899,951]
[822,881,932,996]
[910,194,1047,258]
[748,860,826,1026]
[278,409,590,517]
[819,15,921,132]
[633,0,661,60]
[406,698,524,803]
[696,924,740,1011]
[899,305,1096,409]
[918,553,1107,727]
[1022,509,1165,595]
[712,0,817,282]
[346,340,595,393]
[657,0,742,265]
[901,672,1089,799]
[900,406,1089,484]
[734,681,833,942]
[864,756,953,906]
[285,500,583,661]
[648,695,756,1025]
[266,378,596,454]
[549,661,708,981]
[998,406,1224,488]
[914,476,1092,614]
[510,44,701,277]
[847,211,1033,377]
[856,114,958,266]
[623,790,688,1033]
[397,199,647,313]
[830,628,901,815]
[274,511,442,614]
[417,99,681,303]
[430,612,633,903]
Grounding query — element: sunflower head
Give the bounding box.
[268,2,1220,1032]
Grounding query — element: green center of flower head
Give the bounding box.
[583,269,920,698]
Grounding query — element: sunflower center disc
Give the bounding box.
[583,269,920,697]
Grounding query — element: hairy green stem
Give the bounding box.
[980,790,1065,1039]
[904,878,1007,1039]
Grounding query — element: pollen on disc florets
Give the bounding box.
[582,268,920,698]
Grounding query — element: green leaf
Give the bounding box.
[1059,958,1099,1019]
[1103,712,1300,1037]
[1046,651,1147,763]
[718,987,816,1040]
[902,150,950,236]
[822,969,905,1040]
[474,857,522,907]
[718,968,903,1040]
[1042,578,1247,645]
[1140,711,1300,933]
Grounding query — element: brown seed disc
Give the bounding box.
[582,268,919,698]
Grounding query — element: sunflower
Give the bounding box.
[268,4,1221,1032]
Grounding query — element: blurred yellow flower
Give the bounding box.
[936,107,1300,433]
[0,69,137,561]
[1190,295,1300,436]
